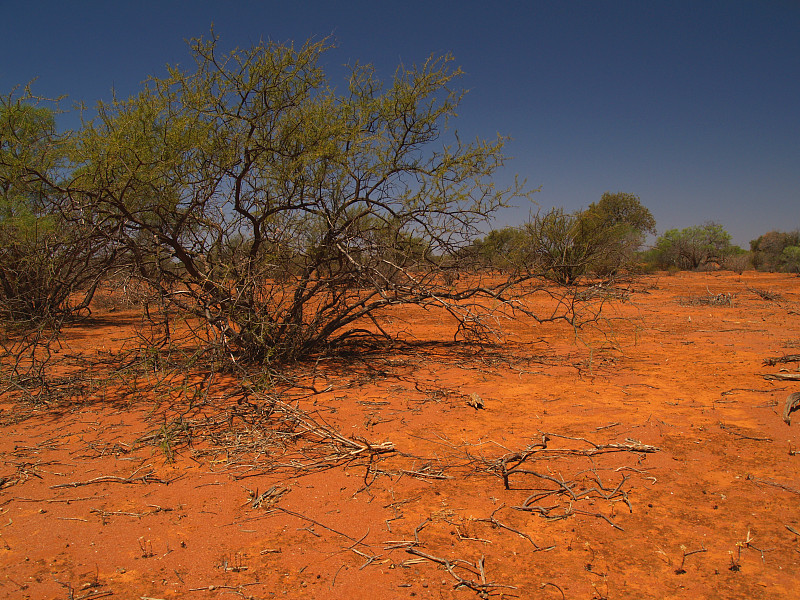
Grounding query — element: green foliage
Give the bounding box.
[0,94,111,325]
[520,192,655,284]
[649,222,737,270]
[524,208,592,285]
[781,246,800,273]
[464,226,529,270]
[750,230,800,272]
[65,34,532,363]
[583,192,656,238]
[578,191,656,277]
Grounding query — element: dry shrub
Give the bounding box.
[677,291,735,307]
[748,287,785,302]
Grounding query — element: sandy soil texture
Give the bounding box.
[1,271,799,599]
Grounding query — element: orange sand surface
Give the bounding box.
[1,271,799,599]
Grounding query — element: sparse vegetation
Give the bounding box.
[467,192,656,285]
[46,34,563,366]
[750,230,800,273]
[0,97,113,327]
[647,222,738,271]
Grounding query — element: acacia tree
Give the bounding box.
[64,35,535,364]
[750,230,800,272]
[580,191,656,275]
[651,222,735,270]
[0,95,112,325]
[523,192,655,285]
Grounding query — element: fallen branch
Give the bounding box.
[783,392,800,425]
[50,470,174,489]
[746,474,800,496]
[764,354,800,366]
[718,422,772,442]
[495,433,658,490]
[475,505,555,551]
[406,547,517,595]
[764,373,800,381]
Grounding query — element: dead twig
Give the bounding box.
[746,474,800,496]
[405,547,516,596]
[764,373,800,381]
[718,422,772,442]
[764,354,800,366]
[475,505,554,551]
[50,470,175,489]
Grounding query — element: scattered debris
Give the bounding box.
[467,393,485,410]
[783,392,800,425]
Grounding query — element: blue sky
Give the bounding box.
[2,0,798,247]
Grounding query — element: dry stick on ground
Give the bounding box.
[271,507,384,569]
[481,433,658,530]
[764,373,800,381]
[474,505,555,551]
[674,545,708,575]
[495,433,659,490]
[405,547,517,597]
[541,581,566,599]
[764,354,800,366]
[746,474,800,496]
[50,467,178,489]
[720,387,788,397]
[271,506,373,549]
[718,422,773,442]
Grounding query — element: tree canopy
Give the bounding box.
[47,34,536,363]
[650,222,736,270]
[0,97,113,324]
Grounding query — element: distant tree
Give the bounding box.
[463,226,529,270]
[578,191,656,276]
[650,222,736,270]
[750,230,800,272]
[780,245,800,273]
[523,192,655,284]
[583,192,656,238]
[721,247,751,274]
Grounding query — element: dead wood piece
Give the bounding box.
[721,387,786,397]
[75,591,113,600]
[272,506,372,548]
[746,474,800,496]
[764,354,800,366]
[400,468,452,480]
[783,392,800,425]
[50,472,173,489]
[475,505,553,551]
[495,435,658,490]
[250,485,289,509]
[466,393,484,410]
[764,373,800,381]
[718,422,772,441]
[405,548,516,595]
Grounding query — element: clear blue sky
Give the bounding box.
[2,0,798,247]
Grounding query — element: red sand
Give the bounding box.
[1,271,799,599]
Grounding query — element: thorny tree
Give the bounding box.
[62,34,545,365]
[0,94,113,326]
